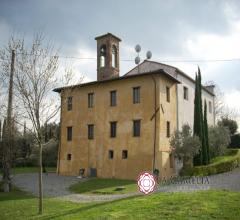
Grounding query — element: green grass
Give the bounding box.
[0,189,239,219]
[0,167,56,175]
[69,178,137,195]
[181,149,240,176]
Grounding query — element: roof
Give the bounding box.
[53,69,180,93]
[125,60,215,96]
[95,33,122,42]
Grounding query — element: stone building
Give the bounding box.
[54,33,215,180]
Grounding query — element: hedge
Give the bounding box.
[180,149,240,176]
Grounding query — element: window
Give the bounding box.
[67,154,72,161]
[110,90,117,106]
[88,93,94,108]
[108,150,114,159]
[67,97,72,111]
[170,153,174,168]
[88,124,94,139]
[122,150,128,159]
[110,121,117,138]
[112,45,117,68]
[100,45,106,67]
[67,127,72,141]
[209,101,212,114]
[166,86,170,102]
[166,121,170,138]
[133,120,141,137]
[183,86,188,100]
[133,87,140,104]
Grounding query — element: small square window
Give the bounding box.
[133,120,141,137]
[67,97,73,111]
[88,93,94,108]
[133,87,140,104]
[183,87,188,100]
[67,154,72,161]
[67,127,72,141]
[110,90,117,106]
[88,124,94,139]
[166,87,170,102]
[122,150,128,159]
[166,121,170,138]
[108,150,114,159]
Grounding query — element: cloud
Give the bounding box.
[1,0,240,121]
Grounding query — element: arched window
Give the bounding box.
[100,45,106,67]
[112,45,117,68]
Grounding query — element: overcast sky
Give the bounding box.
[1,0,240,115]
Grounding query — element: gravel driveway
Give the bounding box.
[11,168,240,203]
[12,173,82,197]
[157,168,240,193]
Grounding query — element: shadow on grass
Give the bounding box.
[0,190,34,201]
[0,181,34,202]
[69,178,136,194]
[39,195,141,220]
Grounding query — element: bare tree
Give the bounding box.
[205,81,240,121]
[0,33,77,214]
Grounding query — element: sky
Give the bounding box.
[0,0,240,119]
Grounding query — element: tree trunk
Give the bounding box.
[38,142,43,214]
[183,156,193,169]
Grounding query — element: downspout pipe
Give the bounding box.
[150,75,157,173]
[57,92,63,175]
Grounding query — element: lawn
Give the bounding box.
[69,178,137,195]
[0,189,239,219]
[181,149,240,176]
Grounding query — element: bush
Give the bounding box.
[208,125,231,158]
[180,149,240,176]
[230,134,240,148]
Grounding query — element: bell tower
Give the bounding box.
[95,33,121,81]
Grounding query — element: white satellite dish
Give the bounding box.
[146,51,152,59]
[135,56,140,65]
[135,44,141,53]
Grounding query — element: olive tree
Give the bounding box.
[170,124,201,168]
[208,125,231,158]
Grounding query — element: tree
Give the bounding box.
[14,34,58,214]
[193,67,211,166]
[193,67,204,165]
[230,134,240,148]
[208,125,231,158]
[218,117,238,136]
[0,33,75,214]
[203,100,210,164]
[170,124,201,169]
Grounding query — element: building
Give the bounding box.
[54,33,215,180]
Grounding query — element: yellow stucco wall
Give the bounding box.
[58,74,177,180]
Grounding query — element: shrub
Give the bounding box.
[180,149,240,176]
[230,134,240,148]
[170,124,201,169]
[208,125,230,158]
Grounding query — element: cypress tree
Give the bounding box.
[0,119,2,142]
[198,68,205,165]
[0,120,2,158]
[204,100,210,164]
[193,74,199,135]
[194,67,209,165]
